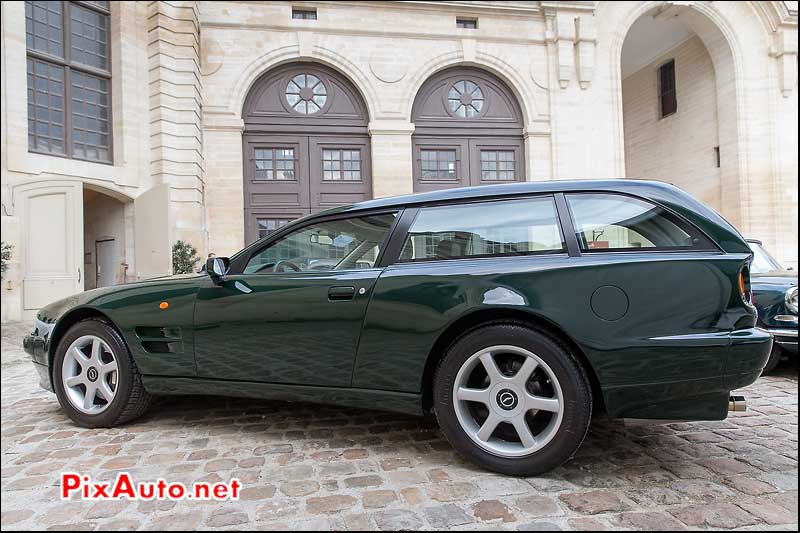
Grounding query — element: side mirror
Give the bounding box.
[206,257,230,284]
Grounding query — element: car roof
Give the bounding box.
[322,179,689,214]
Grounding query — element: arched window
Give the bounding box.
[411,67,525,192]
[242,63,371,244]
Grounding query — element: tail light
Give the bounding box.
[739,266,754,306]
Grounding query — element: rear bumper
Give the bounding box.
[726,327,773,390]
[605,328,772,421]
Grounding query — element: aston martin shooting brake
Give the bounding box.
[24,180,772,475]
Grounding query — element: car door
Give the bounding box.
[193,211,398,386]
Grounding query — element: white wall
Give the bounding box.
[622,36,722,209]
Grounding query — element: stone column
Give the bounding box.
[524,121,554,182]
[368,120,415,198]
[203,116,246,257]
[147,1,205,266]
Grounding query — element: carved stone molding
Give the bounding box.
[575,16,596,90]
[770,28,798,98]
[550,9,597,90]
[369,43,410,84]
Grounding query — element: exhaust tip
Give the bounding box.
[728,395,747,412]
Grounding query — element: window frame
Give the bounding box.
[562,191,721,254]
[322,148,363,182]
[392,194,569,264]
[658,59,677,119]
[413,141,467,189]
[252,146,298,182]
[291,7,317,20]
[456,17,478,29]
[478,148,517,182]
[255,217,294,240]
[419,148,458,181]
[25,0,113,164]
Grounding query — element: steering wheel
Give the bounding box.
[274,260,302,273]
[253,262,275,274]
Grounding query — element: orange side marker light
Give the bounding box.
[159,301,169,310]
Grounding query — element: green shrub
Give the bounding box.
[172,240,200,274]
[0,242,11,280]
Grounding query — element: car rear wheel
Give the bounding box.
[53,319,152,428]
[433,323,592,475]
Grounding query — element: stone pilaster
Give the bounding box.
[368,121,416,198]
[147,1,205,261]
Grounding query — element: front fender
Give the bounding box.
[33,276,204,381]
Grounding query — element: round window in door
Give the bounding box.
[285,74,327,114]
[447,80,485,118]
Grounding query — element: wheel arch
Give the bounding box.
[420,307,604,413]
[47,307,122,387]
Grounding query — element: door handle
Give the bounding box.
[328,286,355,301]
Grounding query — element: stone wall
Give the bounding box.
[622,36,722,209]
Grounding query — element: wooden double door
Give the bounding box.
[243,134,372,244]
[412,136,525,193]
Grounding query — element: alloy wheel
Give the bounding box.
[61,335,118,414]
[452,344,564,458]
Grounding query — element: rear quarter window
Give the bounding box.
[399,196,565,261]
[565,193,716,252]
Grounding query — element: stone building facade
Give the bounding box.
[1,1,797,322]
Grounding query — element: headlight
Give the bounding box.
[786,286,799,314]
[34,316,56,338]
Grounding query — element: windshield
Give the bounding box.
[749,242,783,274]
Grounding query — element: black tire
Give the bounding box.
[433,323,592,476]
[52,319,152,428]
[761,344,783,375]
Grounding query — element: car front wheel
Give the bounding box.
[53,319,152,428]
[433,323,592,476]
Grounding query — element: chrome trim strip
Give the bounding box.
[768,328,798,338]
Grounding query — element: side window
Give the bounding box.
[565,193,715,251]
[244,213,397,274]
[399,197,564,262]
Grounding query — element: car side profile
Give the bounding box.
[24,179,772,475]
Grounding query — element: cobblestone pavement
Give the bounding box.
[1,321,797,531]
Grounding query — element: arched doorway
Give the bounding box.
[619,4,741,225]
[411,66,525,192]
[83,186,128,289]
[242,63,371,244]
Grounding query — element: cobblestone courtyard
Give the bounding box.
[1,322,797,530]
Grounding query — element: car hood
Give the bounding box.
[36,273,205,324]
[751,270,798,290]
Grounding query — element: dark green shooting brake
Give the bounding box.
[24,179,772,475]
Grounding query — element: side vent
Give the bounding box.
[135,327,183,354]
